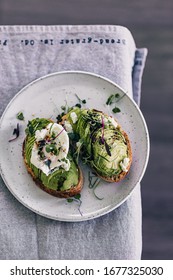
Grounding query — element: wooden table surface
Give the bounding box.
[0,0,173,260]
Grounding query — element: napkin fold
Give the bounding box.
[0,25,147,260]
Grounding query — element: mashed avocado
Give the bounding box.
[24,118,79,191]
[65,108,129,178]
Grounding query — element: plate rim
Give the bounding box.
[0,70,150,222]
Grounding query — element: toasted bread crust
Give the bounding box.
[23,140,83,198]
[61,109,132,183]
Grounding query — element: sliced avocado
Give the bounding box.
[24,118,79,191]
[66,108,129,177]
[60,160,79,191]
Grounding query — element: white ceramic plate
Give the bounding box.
[0,71,149,221]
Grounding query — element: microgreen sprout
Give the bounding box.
[67,194,83,216]
[74,140,83,164]
[88,171,103,200]
[75,94,86,107]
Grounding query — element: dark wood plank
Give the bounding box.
[1,0,173,27]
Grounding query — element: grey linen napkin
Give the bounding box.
[0,25,147,260]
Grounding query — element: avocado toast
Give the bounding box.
[23,118,83,198]
[61,108,132,182]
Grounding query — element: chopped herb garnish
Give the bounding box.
[104,141,112,156]
[45,145,51,153]
[75,103,82,108]
[106,94,115,105]
[112,107,121,113]
[16,112,24,121]
[38,139,46,147]
[9,123,20,142]
[61,105,66,111]
[45,143,58,155]
[101,115,105,144]
[106,93,123,111]
[56,99,73,122]
[106,93,121,105]
[38,150,46,160]
[44,159,51,169]
[56,112,65,122]
[51,132,56,139]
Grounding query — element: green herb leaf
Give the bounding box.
[67,198,73,203]
[29,125,34,134]
[51,132,56,139]
[38,150,46,160]
[106,93,121,105]
[61,105,66,111]
[17,112,24,120]
[45,143,58,155]
[112,107,121,113]
[106,94,115,105]
[74,194,81,200]
[56,112,65,122]
[45,145,51,153]
[75,103,82,108]
[26,121,34,136]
